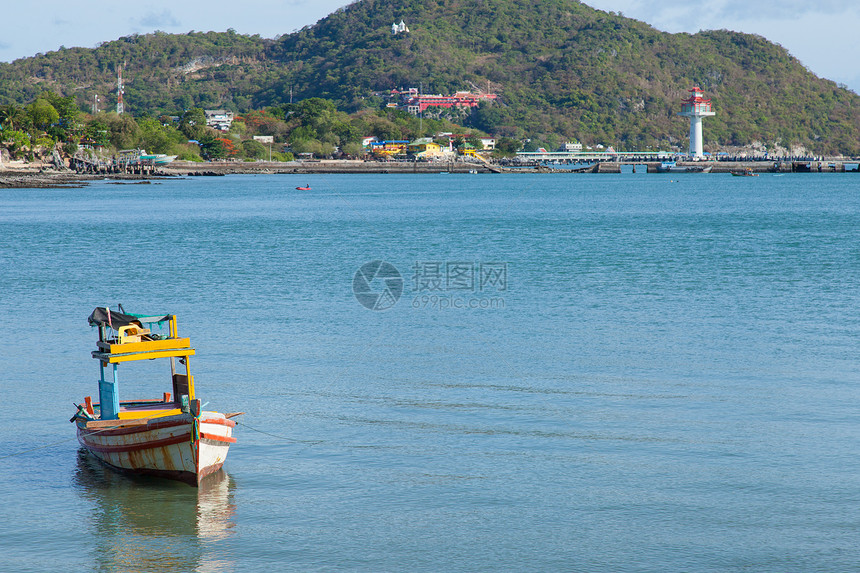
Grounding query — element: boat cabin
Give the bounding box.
[87,307,198,421]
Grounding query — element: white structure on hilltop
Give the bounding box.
[392,20,409,34]
[678,87,715,158]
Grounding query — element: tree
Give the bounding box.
[466,134,484,149]
[198,132,225,159]
[83,121,110,147]
[493,137,521,157]
[26,99,59,132]
[216,137,238,157]
[101,113,141,149]
[2,129,31,158]
[0,104,26,131]
[137,116,182,153]
[39,91,79,135]
[340,141,364,157]
[179,108,207,140]
[241,138,268,159]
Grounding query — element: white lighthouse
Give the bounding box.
[678,87,715,158]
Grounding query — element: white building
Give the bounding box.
[204,110,235,131]
[480,138,496,150]
[391,20,409,35]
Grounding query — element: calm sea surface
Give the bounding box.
[1,172,859,572]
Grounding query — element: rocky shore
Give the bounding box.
[2,157,856,189]
[161,159,498,175]
[0,159,495,188]
[0,170,169,188]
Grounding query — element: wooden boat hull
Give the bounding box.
[658,165,713,173]
[77,412,236,486]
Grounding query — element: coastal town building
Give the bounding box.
[363,134,492,160]
[389,88,498,114]
[204,110,235,131]
[407,141,444,159]
[434,133,494,151]
[391,20,409,35]
[369,140,410,157]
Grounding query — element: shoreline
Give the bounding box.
[1,158,856,188]
[0,169,164,189]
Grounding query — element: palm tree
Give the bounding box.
[0,104,27,131]
[0,105,16,129]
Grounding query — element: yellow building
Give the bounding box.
[370,140,409,158]
[407,141,444,159]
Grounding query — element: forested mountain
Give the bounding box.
[1,0,859,153]
[0,31,273,113]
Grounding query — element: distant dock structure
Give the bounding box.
[678,87,715,159]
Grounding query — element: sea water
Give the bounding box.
[1,172,859,572]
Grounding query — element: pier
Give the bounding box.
[500,160,860,174]
[69,151,160,175]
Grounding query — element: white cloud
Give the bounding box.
[136,10,182,29]
[592,0,859,30]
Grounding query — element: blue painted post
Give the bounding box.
[98,362,120,420]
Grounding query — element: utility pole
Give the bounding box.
[116,66,124,115]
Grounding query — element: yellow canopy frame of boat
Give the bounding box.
[92,314,197,420]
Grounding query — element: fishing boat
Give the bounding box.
[119,149,177,165]
[731,167,758,177]
[657,161,712,174]
[152,154,178,165]
[72,307,239,486]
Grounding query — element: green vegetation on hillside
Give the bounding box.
[0,0,858,154]
[271,0,860,154]
[0,90,483,162]
[0,31,272,115]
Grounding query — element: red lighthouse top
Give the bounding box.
[680,87,713,115]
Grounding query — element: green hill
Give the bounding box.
[1,0,859,154]
[0,30,272,113]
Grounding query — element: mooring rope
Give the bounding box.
[234,420,324,445]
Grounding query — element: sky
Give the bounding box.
[1,0,858,93]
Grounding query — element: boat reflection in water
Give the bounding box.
[73,449,236,572]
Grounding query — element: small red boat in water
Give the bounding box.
[296,185,312,190]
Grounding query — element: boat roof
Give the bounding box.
[89,307,193,364]
[88,307,172,329]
